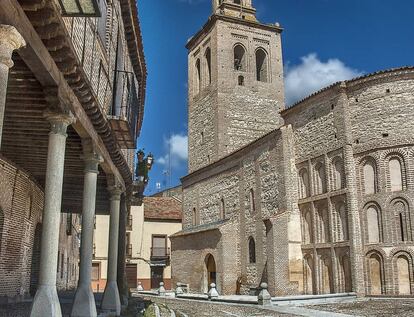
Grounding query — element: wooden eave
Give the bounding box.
[0,0,134,187]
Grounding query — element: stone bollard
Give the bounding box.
[137,281,144,291]
[258,282,271,306]
[175,282,184,296]
[158,282,166,296]
[208,283,219,300]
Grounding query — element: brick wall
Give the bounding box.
[174,68,414,297]
[0,157,80,299]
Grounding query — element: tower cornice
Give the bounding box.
[186,14,283,51]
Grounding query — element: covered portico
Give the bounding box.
[0,0,145,315]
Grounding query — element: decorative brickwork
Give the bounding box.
[172,0,414,298]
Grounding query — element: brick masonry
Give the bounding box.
[171,0,414,298]
[0,156,79,300]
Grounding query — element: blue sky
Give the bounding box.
[137,0,414,196]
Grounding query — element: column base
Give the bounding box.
[30,285,62,317]
[71,284,97,317]
[101,281,121,316]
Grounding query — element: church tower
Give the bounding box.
[187,0,285,173]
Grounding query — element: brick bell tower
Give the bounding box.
[187,0,285,173]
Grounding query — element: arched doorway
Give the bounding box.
[205,254,216,292]
[30,223,42,297]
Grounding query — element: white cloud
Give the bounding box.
[284,53,363,106]
[157,133,188,169]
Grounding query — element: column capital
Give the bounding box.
[0,25,26,68]
[81,138,103,173]
[43,110,75,136]
[108,185,123,201]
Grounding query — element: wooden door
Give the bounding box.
[126,263,137,289]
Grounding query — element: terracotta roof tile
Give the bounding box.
[143,197,182,221]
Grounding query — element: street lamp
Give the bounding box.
[57,0,101,17]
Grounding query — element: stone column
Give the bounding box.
[30,112,74,317]
[71,140,102,317]
[0,25,25,149]
[101,186,123,315]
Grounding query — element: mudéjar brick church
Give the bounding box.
[170,0,414,297]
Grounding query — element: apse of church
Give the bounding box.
[171,0,414,297]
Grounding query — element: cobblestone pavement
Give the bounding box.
[312,298,414,317]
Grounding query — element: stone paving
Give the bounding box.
[312,298,414,317]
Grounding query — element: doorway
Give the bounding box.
[151,266,164,289]
[205,254,216,291]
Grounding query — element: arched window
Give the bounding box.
[302,209,312,244]
[220,198,225,220]
[234,44,246,71]
[299,168,310,199]
[388,158,403,192]
[304,255,314,295]
[249,188,255,214]
[367,205,381,243]
[333,159,344,190]
[205,48,212,85]
[396,255,412,295]
[192,208,198,226]
[0,208,3,255]
[368,253,384,295]
[394,200,411,242]
[314,163,326,195]
[363,160,377,195]
[336,202,348,241]
[317,205,330,243]
[195,58,201,95]
[248,237,256,263]
[255,48,268,82]
[340,255,352,292]
[320,256,332,294]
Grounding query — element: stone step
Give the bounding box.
[271,292,357,306]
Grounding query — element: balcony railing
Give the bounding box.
[151,247,170,259]
[108,72,139,149]
[126,244,132,258]
[126,214,133,231]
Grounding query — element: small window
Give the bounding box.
[195,59,201,95]
[192,208,198,226]
[234,44,246,71]
[256,48,268,82]
[234,0,241,4]
[238,75,244,86]
[205,48,212,85]
[248,237,256,263]
[249,188,255,213]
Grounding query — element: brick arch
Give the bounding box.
[383,152,407,192]
[390,251,414,295]
[360,156,379,196]
[303,253,314,295]
[330,156,345,191]
[363,202,384,244]
[388,198,412,242]
[313,161,326,195]
[365,250,386,295]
